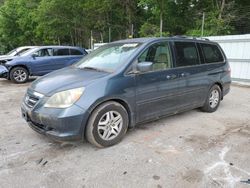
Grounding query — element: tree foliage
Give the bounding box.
[0,0,249,53]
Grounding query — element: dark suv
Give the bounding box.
[21,37,231,147]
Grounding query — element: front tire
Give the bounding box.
[201,85,221,113]
[10,67,29,83]
[86,101,129,147]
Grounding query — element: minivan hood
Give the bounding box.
[31,67,110,96]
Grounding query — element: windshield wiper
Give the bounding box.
[79,66,107,72]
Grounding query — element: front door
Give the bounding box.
[30,48,54,75]
[135,41,181,123]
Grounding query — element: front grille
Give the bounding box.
[24,92,41,108]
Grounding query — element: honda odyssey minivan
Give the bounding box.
[21,37,231,147]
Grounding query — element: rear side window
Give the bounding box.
[174,42,200,67]
[200,43,224,63]
[53,48,70,56]
[70,49,83,55]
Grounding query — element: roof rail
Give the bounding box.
[198,37,210,41]
[172,35,210,41]
[172,35,189,38]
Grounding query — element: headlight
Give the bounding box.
[44,87,84,108]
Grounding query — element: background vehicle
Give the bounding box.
[0,46,37,71]
[0,46,87,83]
[21,37,231,147]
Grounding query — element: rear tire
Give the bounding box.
[86,101,129,147]
[10,67,29,83]
[201,85,221,113]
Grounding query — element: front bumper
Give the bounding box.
[0,65,8,78]
[21,101,90,142]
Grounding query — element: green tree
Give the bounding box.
[0,0,40,51]
[139,0,167,36]
[35,0,85,46]
[138,0,198,36]
[187,0,236,36]
[1,0,250,53]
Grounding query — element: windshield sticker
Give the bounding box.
[122,43,139,48]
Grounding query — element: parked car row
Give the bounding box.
[0,46,87,83]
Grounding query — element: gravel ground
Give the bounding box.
[0,78,249,188]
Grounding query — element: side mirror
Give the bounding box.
[31,54,38,58]
[137,61,153,73]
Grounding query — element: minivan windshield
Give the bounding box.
[76,43,141,72]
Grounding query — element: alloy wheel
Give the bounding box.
[13,69,27,82]
[209,89,219,108]
[97,111,123,141]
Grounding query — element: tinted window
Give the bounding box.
[174,42,199,67]
[70,49,83,55]
[200,43,224,63]
[138,42,172,71]
[53,48,70,56]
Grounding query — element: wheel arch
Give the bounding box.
[83,97,135,138]
[214,82,223,100]
[111,98,133,126]
[9,64,30,76]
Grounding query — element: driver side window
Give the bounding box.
[33,48,53,57]
[138,42,172,72]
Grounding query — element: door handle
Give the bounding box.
[180,72,190,77]
[166,74,177,80]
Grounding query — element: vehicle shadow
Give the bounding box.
[125,108,202,140]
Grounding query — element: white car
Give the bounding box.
[0,46,37,59]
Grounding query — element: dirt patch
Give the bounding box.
[182,169,203,183]
[184,124,250,151]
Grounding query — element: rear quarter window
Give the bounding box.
[53,48,70,56]
[70,49,83,55]
[200,43,224,63]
